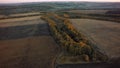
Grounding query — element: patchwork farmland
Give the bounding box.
[0,13,59,68]
[0,2,120,68]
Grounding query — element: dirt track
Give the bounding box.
[0,16,59,68]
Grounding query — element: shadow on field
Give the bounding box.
[56,58,120,68]
[108,57,120,68]
[0,23,50,40]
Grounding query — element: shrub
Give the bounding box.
[63,14,69,18]
[81,54,90,62]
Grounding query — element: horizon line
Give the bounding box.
[0,1,120,4]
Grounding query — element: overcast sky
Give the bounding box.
[0,0,120,3]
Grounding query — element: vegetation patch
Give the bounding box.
[41,13,108,64]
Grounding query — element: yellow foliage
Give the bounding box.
[81,54,90,62]
[79,42,86,47]
[64,14,69,18]
[41,14,107,62]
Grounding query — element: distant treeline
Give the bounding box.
[0,2,120,15]
[59,11,120,23]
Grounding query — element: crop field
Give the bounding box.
[67,10,108,14]
[0,16,42,27]
[0,12,40,17]
[41,13,120,68]
[0,36,59,68]
[62,9,120,22]
[0,14,59,68]
[0,12,42,20]
[70,19,120,59]
[0,11,120,68]
[9,12,41,17]
[0,2,120,68]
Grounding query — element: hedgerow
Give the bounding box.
[41,13,108,62]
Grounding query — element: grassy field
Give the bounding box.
[70,19,120,59]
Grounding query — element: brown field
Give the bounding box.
[0,11,119,68]
[70,19,120,59]
[0,15,59,68]
[0,15,41,23]
[0,16,42,27]
[9,12,41,17]
[0,12,41,19]
[0,36,59,68]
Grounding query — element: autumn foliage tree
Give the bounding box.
[41,13,108,62]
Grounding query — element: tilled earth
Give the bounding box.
[0,16,59,68]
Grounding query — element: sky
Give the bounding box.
[0,0,120,3]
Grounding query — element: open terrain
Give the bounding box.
[0,2,120,68]
[70,19,120,59]
[67,10,109,14]
[0,14,59,68]
[0,12,41,19]
[62,9,120,22]
[0,36,59,68]
[0,16,41,27]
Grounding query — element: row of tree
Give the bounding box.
[41,14,107,62]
